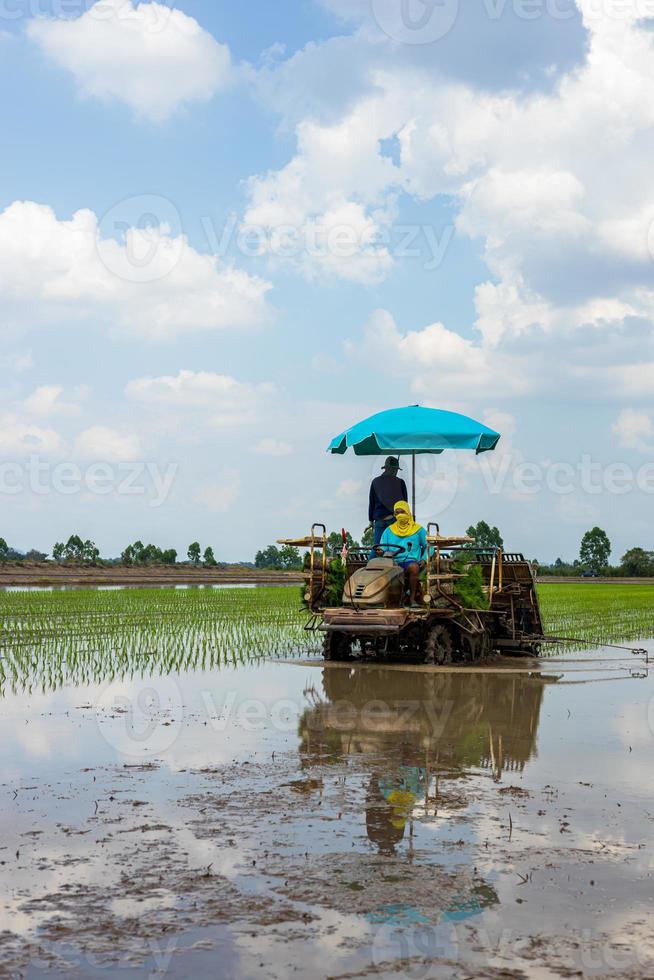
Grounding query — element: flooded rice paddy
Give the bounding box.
[1,585,653,978]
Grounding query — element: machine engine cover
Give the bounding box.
[343,559,405,608]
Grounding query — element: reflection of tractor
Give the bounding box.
[299,666,551,778]
[281,522,544,664]
[298,666,550,861]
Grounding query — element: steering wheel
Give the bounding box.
[373,543,405,558]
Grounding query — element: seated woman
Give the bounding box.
[379,501,427,607]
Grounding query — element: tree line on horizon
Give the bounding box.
[1,522,653,577]
[0,536,221,568]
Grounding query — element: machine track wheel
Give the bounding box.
[423,623,456,665]
[461,630,492,663]
[322,631,353,662]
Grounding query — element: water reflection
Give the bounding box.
[300,667,556,856]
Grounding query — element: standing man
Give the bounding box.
[368,457,409,550]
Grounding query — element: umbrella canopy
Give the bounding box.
[328,406,501,457]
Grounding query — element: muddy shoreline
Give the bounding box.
[0,563,303,589]
[3,564,653,590]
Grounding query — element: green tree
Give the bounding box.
[579,527,611,573]
[203,546,217,566]
[25,549,48,561]
[188,541,201,565]
[132,541,146,563]
[0,538,9,562]
[64,535,85,560]
[255,545,282,569]
[620,547,654,577]
[52,542,65,562]
[361,526,374,548]
[279,545,302,570]
[121,544,136,565]
[327,531,360,554]
[466,520,504,550]
[143,544,158,563]
[161,549,177,565]
[82,540,100,564]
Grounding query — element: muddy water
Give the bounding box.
[1,645,653,978]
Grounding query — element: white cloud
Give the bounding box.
[612,409,654,453]
[244,5,654,392]
[126,370,276,427]
[345,305,654,408]
[75,425,141,461]
[0,201,271,341]
[22,385,87,418]
[346,309,529,399]
[0,414,63,456]
[28,0,232,122]
[252,438,294,457]
[195,469,241,513]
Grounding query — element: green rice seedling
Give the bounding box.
[538,583,654,648]
[0,586,320,697]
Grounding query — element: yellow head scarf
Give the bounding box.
[389,501,421,538]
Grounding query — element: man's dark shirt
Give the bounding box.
[369,474,409,522]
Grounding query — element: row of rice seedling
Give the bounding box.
[538,583,654,647]
[0,586,319,696]
[2,583,652,696]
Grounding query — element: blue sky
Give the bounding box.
[1,0,653,563]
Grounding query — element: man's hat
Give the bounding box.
[382,456,402,470]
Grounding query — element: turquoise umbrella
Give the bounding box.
[328,405,500,516]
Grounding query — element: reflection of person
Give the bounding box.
[369,457,409,550]
[365,767,426,855]
[380,501,427,607]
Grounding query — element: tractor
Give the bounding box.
[279,524,543,664]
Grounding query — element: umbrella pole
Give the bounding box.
[412,453,416,518]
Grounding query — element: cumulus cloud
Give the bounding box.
[612,409,654,453]
[28,0,232,122]
[346,307,654,406]
[317,0,587,96]
[0,414,63,456]
[0,202,271,341]
[74,425,141,461]
[346,309,529,399]
[243,108,398,283]
[245,2,654,396]
[126,370,276,427]
[22,385,87,418]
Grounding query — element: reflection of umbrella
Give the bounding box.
[328,405,500,515]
